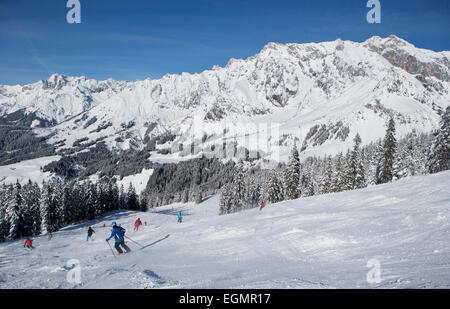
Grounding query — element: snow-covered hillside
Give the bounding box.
[1,171,449,288]
[0,156,61,186]
[1,35,448,162]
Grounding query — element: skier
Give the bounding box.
[177,211,182,223]
[86,227,95,241]
[134,218,142,231]
[24,237,33,249]
[48,232,53,240]
[259,201,265,211]
[144,221,147,226]
[106,222,131,255]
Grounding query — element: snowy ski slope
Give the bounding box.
[0,171,449,288]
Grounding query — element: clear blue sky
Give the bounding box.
[0,0,449,85]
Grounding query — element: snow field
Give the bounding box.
[0,171,449,288]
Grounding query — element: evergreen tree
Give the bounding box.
[139,195,148,212]
[51,179,65,228]
[219,183,233,215]
[119,184,126,209]
[284,144,301,199]
[0,218,8,242]
[40,181,56,234]
[72,181,86,222]
[244,177,261,209]
[346,133,366,189]
[267,171,283,203]
[22,180,41,236]
[95,182,106,216]
[322,156,333,194]
[6,182,25,239]
[195,191,203,204]
[85,182,97,220]
[380,117,397,183]
[429,106,450,173]
[331,152,345,192]
[126,183,139,211]
[299,173,314,197]
[230,165,246,213]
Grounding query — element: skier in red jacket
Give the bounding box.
[134,218,142,231]
[24,237,33,249]
[259,201,265,211]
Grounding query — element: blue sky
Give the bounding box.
[0,0,449,85]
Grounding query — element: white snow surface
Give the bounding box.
[0,156,60,186]
[115,168,154,194]
[0,171,449,289]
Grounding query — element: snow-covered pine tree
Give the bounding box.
[244,177,261,209]
[182,189,189,203]
[393,134,414,180]
[380,117,397,184]
[322,156,333,194]
[267,171,283,203]
[51,179,64,230]
[284,143,301,200]
[346,133,366,190]
[219,183,233,215]
[429,106,450,173]
[72,181,86,222]
[126,182,139,211]
[110,181,120,211]
[40,181,56,234]
[95,181,106,216]
[195,191,203,204]
[6,181,25,240]
[331,152,345,192]
[230,165,246,213]
[56,180,71,227]
[139,194,148,212]
[341,150,353,191]
[0,217,8,242]
[300,173,314,197]
[0,186,9,241]
[21,180,41,236]
[119,184,126,209]
[85,182,97,220]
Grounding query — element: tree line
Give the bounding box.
[220,107,449,215]
[0,177,146,241]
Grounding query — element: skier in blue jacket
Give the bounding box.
[106,222,131,255]
[177,211,182,223]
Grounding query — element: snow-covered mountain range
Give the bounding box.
[1,35,449,162]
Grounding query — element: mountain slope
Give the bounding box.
[1,35,449,162]
[0,170,449,288]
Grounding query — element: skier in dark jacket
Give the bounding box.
[106,222,131,255]
[86,227,95,241]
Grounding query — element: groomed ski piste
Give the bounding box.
[0,171,449,289]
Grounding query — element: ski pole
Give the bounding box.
[106,240,116,257]
[125,235,144,248]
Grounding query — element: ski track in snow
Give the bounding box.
[0,171,449,289]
